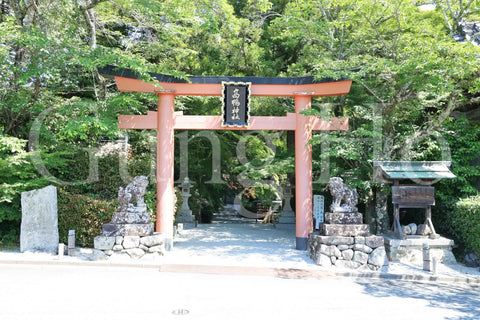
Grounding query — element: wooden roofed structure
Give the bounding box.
[373,161,456,238]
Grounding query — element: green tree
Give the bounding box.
[271,0,480,232]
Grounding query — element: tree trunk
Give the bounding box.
[374,185,390,234]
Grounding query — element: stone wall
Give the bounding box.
[308,234,387,270]
[94,233,164,260]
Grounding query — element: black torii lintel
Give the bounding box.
[98,65,346,85]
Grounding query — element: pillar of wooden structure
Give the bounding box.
[100,66,352,250]
[156,92,175,250]
[294,94,313,250]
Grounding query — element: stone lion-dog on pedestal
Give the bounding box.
[326,177,358,213]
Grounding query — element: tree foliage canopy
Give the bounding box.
[0,0,479,250]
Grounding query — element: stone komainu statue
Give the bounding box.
[327,177,358,212]
[117,175,149,213]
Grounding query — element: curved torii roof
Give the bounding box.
[98,65,352,97]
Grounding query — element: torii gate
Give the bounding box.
[100,66,352,251]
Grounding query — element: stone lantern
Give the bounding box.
[176,177,195,224]
[278,183,295,224]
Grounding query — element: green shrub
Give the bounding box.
[0,134,52,227]
[0,226,20,249]
[57,189,115,247]
[434,118,480,239]
[199,205,214,223]
[453,195,480,255]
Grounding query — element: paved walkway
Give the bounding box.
[3,263,480,320]
[1,214,480,283]
[164,219,480,282]
[2,214,480,320]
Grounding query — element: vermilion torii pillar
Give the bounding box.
[100,67,352,251]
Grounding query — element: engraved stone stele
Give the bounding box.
[99,176,153,237]
[20,185,59,253]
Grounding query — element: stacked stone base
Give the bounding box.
[94,233,164,260]
[383,234,456,264]
[308,233,387,270]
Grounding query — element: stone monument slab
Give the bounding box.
[20,185,59,253]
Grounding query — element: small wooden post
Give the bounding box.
[393,204,402,237]
[425,206,437,236]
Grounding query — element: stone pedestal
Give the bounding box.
[308,177,387,269]
[383,234,456,264]
[95,176,157,257]
[310,219,384,269]
[308,233,387,270]
[321,224,370,237]
[176,211,195,223]
[102,223,154,237]
[111,204,149,224]
[94,233,165,259]
[104,201,154,236]
[278,211,295,224]
[325,211,363,224]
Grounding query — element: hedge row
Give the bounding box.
[453,195,480,255]
[57,189,115,247]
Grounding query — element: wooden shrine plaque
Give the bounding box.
[221,82,251,127]
[392,186,435,207]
